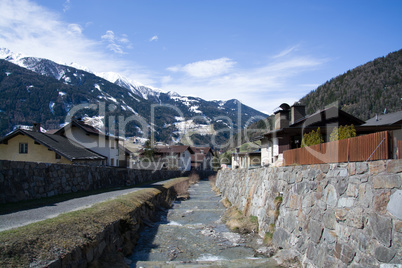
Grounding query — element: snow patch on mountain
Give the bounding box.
[83,116,105,131]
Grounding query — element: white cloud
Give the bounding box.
[101,30,132,54]
[0,0,153,83]
[272,45,299,59]
[162,54,327,114]
[68,23,82,35]
[63,0,71,12]
[168,58,236,78]
[149,35,158,42]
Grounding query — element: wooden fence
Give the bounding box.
[283,131,391,166]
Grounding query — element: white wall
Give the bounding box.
[63,127,119,166]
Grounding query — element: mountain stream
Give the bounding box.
[128,179,279,267]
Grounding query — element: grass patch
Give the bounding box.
[263,232,273,245]
[222,207,258,234]
[0,176,192,267]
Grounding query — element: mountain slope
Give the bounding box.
[0,49,267,147]
[300,49,402,120]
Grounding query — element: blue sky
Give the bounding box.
[1,0,401,114]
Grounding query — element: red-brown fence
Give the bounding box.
[283,131,391,166]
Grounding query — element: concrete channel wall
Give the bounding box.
[0,160,214,203]
[216,159,402,267]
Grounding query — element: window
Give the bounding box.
[111,158,114,166]
[55,153,61,159]
[19,143,28,154]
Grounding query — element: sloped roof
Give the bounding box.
[290,106,365,128]
[154,145,195,154]
[190,147,214,163]
[363,111,402,126]
[55,119,119,140]
[0,129,106,161]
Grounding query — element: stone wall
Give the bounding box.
[0,160,214,203]
[216,160,402,267]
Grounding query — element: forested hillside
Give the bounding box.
[300,49,402,120]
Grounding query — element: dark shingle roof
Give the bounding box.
[0,129,106,161]
[55,119,119,140]
[363,111,402,126]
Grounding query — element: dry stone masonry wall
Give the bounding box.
[0,160,201,203]
[216,159,402,267]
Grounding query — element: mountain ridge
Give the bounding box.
[0,48,267,148]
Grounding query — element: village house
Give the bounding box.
[54,119,120,167]
[0,124,106,165]
[231,148,261,169]
[151,145,194,171]
[190,146,214,170]
[118,144,133,168]
[259,103,365,166]
[259,102,402,167]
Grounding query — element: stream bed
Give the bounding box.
[128,180,279,267]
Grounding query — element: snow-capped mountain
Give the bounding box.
[97,72,165,102]
[0,48,267,146]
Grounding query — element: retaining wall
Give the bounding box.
[0,160,214,203]
[216,160,402,267]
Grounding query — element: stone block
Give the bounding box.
[395,221,402,233]
[335,208,348,222]
[351,231,372,253]
[373,191,391,214]
[338,197,355,208]
[346,207,364,229]
[318,164,330,173]
[346,183,358,197]
[302,193,314,208]
[357,253,379,268]
[336,177,348,196]
[369,160,387,175]
[338,168,348,177]
[386,159,402,173]
[324,184,338,208]
[348,162,356,176]
[322,228,337,244]
[358,183,373,208]
[272,227,290,249]
[334,242,356,264]
[309,219,323,243]
[369,213,392,247]
[387,190,402,220]
[288,193,302,210]
[355,162,369,174]
[323,210,337,230]
[374,244,396,263]
[373,174,401,189]
[306,242,317,261]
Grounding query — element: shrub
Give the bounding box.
[329,124,356,141]
[301,127,324,148]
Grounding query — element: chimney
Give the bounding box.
[32,123,41,132]
[274,109,290,130]
[290,104,306,125]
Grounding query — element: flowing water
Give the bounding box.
[129,180,279,267]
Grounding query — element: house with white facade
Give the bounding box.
[152,145,194,171]
[54,119,120,167]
